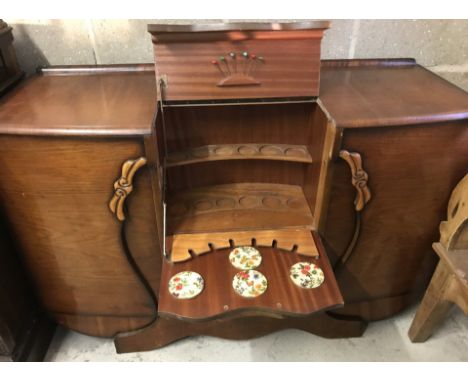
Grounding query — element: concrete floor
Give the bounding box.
[45,305,468,361]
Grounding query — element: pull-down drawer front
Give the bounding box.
[149,23,329,102]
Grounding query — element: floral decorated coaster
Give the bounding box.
[289,262,325,289]
[229,246,262,270]
[168,271,204,299]
[232,270,267,298]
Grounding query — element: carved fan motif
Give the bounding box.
[211,52,264,87]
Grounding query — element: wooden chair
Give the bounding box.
[408,174,468,342]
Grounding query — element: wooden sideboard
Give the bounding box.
[0,22,55,361]
[0,66,160,340]
[0,23,466,353]
[320,58,468,320]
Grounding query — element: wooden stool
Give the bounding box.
[408,174,468,342]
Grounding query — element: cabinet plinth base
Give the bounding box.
[114,312,367,353]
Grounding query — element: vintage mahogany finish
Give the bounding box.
[169,228,320,262]
[0,71,155,136]
[319,61,468,320]
[166,143,313,167]
[0,22,467,353]
[0,49,54,361]
[167,183,314,234]
[0,76,160,338]
[159,243,342,321]
[148,21,329,101]
[143,23,346,345]
[115,312,366,352]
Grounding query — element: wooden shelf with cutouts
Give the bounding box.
[168,228,320,262]
[166,182,314,235]
[165,143,313,168]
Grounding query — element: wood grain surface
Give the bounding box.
[54,313,154,338]
[439,173,468,250]
[166,143,312,167]
[151,28,325,100]
[0,135,156,335]
[0,72,156,136]
[409,173,468,342]
[148,21,330,34]
[162,102,318,151]
[169,228,319,262]
[327,121,468,320]
[320,61,468,128]
[0,60,466,344]
[167,183,314,234]
[115,312,365,353]
[158,237,342,321]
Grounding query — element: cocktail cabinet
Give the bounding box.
[0,22,467,353]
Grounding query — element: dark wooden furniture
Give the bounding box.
[0,40,54,359]
[0,20,23,96]
[148,21,328,100]
[0,213,56,361]
[0,22,467,353]
[140,22,354,345]
[408,174,468,342]
[0,67,160,339]
[319,58,468,321]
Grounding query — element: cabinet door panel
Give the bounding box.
[0,136,156,335]
[324,121,468,320]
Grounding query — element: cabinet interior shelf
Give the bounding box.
[166,182,314,235]
[165,143,313,168]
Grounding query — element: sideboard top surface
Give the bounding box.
[147,21,330,33]
[0,69,157,137]
[320,59,468,129]
[0,60,467,137]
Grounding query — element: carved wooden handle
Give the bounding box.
[109,157,147,221]
[339,150,371,211]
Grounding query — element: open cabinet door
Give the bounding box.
[159,232,342,320]
[155,100,343,321]
[144,104,166,258]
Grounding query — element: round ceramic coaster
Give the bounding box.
[168,271,204,299]
[232,270,268,298]
[229,246,262,270]
[289,262,325,289]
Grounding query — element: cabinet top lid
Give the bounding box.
[147,21,330,33]
[0,66,157,137]
[320,59,468,128]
